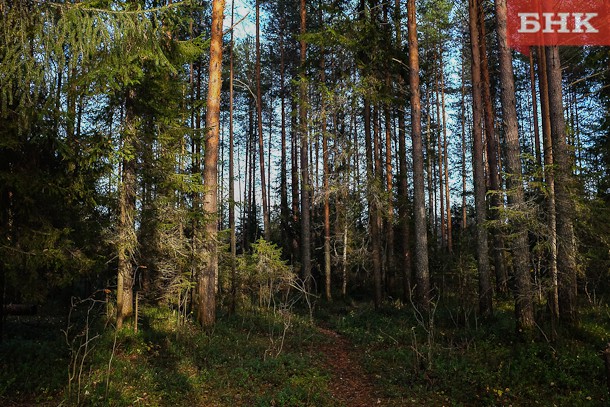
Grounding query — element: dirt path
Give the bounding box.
[316,327,382,407]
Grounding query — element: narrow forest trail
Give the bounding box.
[316,326,383,407]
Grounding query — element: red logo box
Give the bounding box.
[507,0,610,49]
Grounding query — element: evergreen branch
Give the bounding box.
[37,0,194,15]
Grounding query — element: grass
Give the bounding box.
[1,297,609,406]
[318,299,610,406]
[0,303,336,406]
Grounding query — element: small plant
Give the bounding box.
[63,290,107,405]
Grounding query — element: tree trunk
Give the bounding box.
[478,1,507,294]
[494,0,535,331]
[299,0,312,287]
[291,97,300,261]
[116,89,138,329]
[529,50,542,169]
[198,0,225,327]
[395,0,412,300]
[321,48,332,301]
[384,103,395,289]
[256,0,270,241]
[439,51,452,253]
[279,15,290,257]
[407,0,430,312]
[435,63,446,249]
[469,0,492,317]
[537,46,559,325]
[546,45,578,325]
[228,0,237,314]
[460,46,468,231]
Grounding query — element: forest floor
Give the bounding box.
[316,326,381,406]
[1,299,610,406]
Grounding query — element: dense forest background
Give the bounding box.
[2,0,610,405]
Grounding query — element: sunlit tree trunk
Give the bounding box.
[117,89,137,329]
[469,0,492,317]
[479,1,507,294]
[198,0,225,327]
[408,0,430,312]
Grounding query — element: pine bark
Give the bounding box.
[299,0,312,287]
[198,0,225,327]
[321,49,332,301]
[469,0,492,317]
[546,45,578,324]
[116,89,137,329]
[537,46,559,323]
[494,0,534,330]
[396,0,412,300]
[279,15,289,256]
[407,0,430,312]
[478,1,507,294]
[439,51,452,253]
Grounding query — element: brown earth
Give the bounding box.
[316,327,383,407]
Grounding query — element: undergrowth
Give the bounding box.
[2,297,609,406]
[320,299,610,406]
[0,304,335,406]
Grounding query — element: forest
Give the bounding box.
[2,0,610,405]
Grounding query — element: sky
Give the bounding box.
[224,0,256,39]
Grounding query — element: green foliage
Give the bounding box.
[1,305,335,406]
[222,239,295,309]
[322,301,610,406]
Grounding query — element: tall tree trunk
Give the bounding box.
[384,103,395,289]
[396,0,411,302]
[546,45,578,324]
[440,51,452,253]
[198,0,225,327]
[321,50,332,301]
[299,0,312,287]
[529,50,542,169]
[279,15,289,256]
[256,0,270,241]
[537,46,559,324]
[117,90,137,329]
[228,0,237,314]
[366,102,383,309]
[291,98,300,261]
[407,0,430,312]
[469,0,492,317]
[425,87,435,238]
[461,46,468,231]
[478,1,507,294]
[494,0,534,330]
[435,64,446,249]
